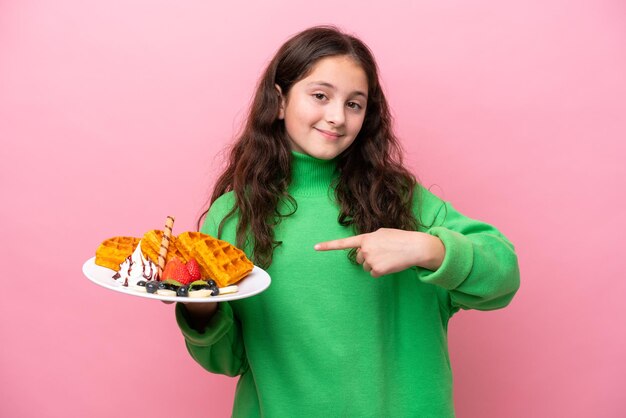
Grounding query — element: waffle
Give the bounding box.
[176,231,206,261]
[178,232,253,287]
[95,236,141,271]
[140,230,185,265]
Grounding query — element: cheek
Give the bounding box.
[285,111,304,134]
[348,114,366,135]
[288,103,319,128]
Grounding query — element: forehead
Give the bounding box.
[298,56,368,97]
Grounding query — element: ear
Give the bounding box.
[275,84,285,120]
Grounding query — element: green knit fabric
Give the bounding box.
[176,151,520,417]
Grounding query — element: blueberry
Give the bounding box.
[146,281,158,294]
[176,286,189,297]
[136,280,147,287]
[158,282,168,290]
[207,279,217,288]
[210,286,219,296]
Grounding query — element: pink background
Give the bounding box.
[1,1,625,417]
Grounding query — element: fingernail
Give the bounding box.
[314,244,320,250]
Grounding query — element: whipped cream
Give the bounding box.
[113,240,158,286]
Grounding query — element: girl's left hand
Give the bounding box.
[314,228,445,277]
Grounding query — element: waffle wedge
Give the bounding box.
[140,230,185,265]
[176,231,207,261]
[178,232,253,287]
[95,236,141,271]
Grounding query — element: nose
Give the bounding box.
[325,101,346,126]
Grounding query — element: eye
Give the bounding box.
[346,101,363,110]
[313,93,328,101]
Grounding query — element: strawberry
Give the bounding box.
[186,258,202,281]
[161,257,193,285]
[160,259,177,282]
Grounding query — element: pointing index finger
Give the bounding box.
[314,235,364,251]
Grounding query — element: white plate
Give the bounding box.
[82,257,271,303]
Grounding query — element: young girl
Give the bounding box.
[175,26,520,417]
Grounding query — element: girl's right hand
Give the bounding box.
[183,301,218,317]
[315,228,445,277]
[162,300,218,330]
[161,300,217,315]
[181,302,219,331]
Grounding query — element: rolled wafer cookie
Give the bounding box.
[140,230,184,265]
[157,216,175,277]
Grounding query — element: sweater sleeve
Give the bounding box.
[175,301,247,376]
[175,193,248,376]
[415,187,520,312]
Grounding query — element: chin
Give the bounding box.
[309,150,340,160]
[305,144,349,160]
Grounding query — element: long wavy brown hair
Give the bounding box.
[199,26,418,268]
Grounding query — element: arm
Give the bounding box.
[414,189,520,311]
[175,192,248,376]
[314,228,445,275]
[181,302,218,330]
[176,301,247,377]
[315,187,520,312]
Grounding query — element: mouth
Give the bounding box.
[314,127,343,140]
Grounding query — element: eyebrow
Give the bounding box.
[306,81,368,99]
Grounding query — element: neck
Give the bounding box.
[288,151,338,196]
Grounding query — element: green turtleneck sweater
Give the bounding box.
[176,152,520,417]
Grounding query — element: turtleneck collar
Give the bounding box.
[288,151,338,196]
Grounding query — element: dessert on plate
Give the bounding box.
[94,216,253,298]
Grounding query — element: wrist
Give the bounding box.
[182,302,218,331]
[416,233,445,271]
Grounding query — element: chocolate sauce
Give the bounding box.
[142,254,155,280]
[124,255,133,287]
[111,250,158,287]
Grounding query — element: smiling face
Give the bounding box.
[278,55,369,160]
